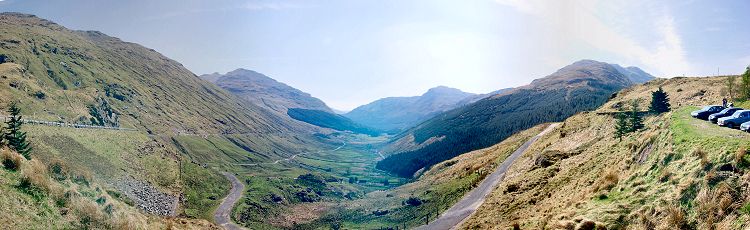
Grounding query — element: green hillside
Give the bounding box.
[288,108,383,137]
[378,60,642,177]
[460,76,750,229]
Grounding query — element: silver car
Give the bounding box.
[741,121,750,132]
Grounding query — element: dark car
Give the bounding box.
[691,105,724,120]
[708,107,744,123]
[718,110,750,128]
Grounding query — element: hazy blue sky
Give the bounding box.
[1,0,749,110]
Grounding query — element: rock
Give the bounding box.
[115,179,178,216]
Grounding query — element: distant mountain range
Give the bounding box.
[201,69,334,113]
[377,60,654,177]
[344,86,478,133]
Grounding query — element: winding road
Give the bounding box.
[215,172,246,230]
[214,142,348,229]
[415,123,559,230]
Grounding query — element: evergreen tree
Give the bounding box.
[628,100,644,132]
[3,102,31,159]
[649,87,671,113]
[614,106,629,140]
[741,66,750,100]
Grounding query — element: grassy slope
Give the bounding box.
[293,124,549,229]
[462,76,750,229]
[0,149,219,230]
[0,13,341,225]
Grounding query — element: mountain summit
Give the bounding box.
[344,86,476,132]
[378,60,653,177]
[201,69,333,113]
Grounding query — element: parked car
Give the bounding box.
[717,110,750,129]
[741,121,750,132]
[691,105,724,120]
[708,107,744,123]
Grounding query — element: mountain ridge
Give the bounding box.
[344,86,477,133]
[377,59,650,177]
[200,68,334,113]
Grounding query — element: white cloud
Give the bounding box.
[495,0,691,77]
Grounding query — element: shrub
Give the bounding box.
[19,159,52,193]
[662,204,686,229]
[69,196,107,229]
[1,148,23,171]
[597,170,619,192]
[48,159,69,181]
[404,196,423,206]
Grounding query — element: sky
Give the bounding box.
[1,0,749,111]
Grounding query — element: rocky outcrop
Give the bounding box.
[116,179,178,216]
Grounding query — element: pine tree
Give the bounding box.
[741,66,750,100]
[3,102,31,159]
[649,87,671,113]
[628,100,644,132]
[614,106,628,140]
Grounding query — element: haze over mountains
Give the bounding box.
[378,60,654,177]
[344,86,477,133]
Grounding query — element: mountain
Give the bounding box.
[0,13,306,135]
[611,64,655,83]
[0,13,324,222]
[377,60,649,177]
[201,69,333,113]
[344,86,476,133]
[287,108,382,136]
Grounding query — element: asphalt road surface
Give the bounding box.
[214,172,246,230]
[415,123,559,230]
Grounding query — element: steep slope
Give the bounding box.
[201,68,333,113]
[287,108,382,136]
[461,76,750,229]
[0,13,328,223]
[344,86,476,133]
[378,60,646,177]
[0,13,303,135]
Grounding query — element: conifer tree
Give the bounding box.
[628,100,644,132]
[614,106,628,140]
[649,87,671,113]
[3,102,31,159]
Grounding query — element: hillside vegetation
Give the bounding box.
[294,124,550,229]
[379,60,651,177]
[460,76,750,229]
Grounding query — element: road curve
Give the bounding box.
[415,123,559,230]
[215,172,246,230]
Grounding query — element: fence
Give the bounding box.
[0,115,137,131]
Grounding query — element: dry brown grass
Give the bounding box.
[19,158,55,193]
[596,169,619,192]
[735,147,747,167]
[1,147,23,170]
[660,204,686,230]
[659,168,672,183]
[693,147,709,169]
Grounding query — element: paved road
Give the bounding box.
[215,172,246,230]
[415,123,559,230]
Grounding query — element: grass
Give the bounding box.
[458,77,750,229]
